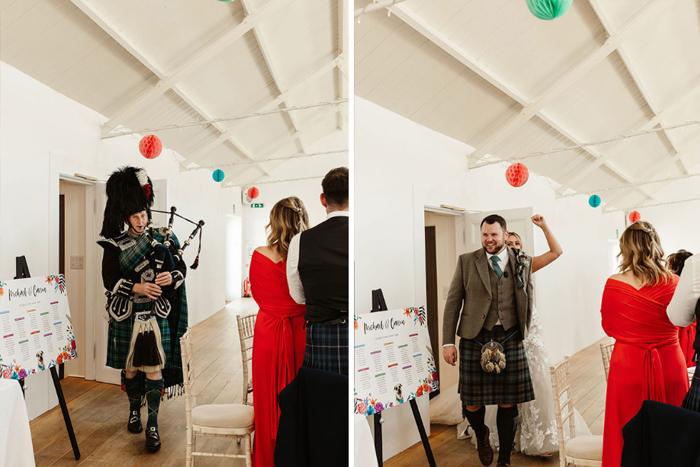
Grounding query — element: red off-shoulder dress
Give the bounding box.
[250,251,306,467]
[601,276,688,467]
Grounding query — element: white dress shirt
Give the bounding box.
[444,246,509,348]
[667,254,700,327]
[287,210,350,305]
[486,246,509,272]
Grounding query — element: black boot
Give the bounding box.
[145,426,161,452]
[145,378,164,452]
[122,371,143,434]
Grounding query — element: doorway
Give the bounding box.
[59,180,89,380]
[226,214,243,302]
[424,211,459,395]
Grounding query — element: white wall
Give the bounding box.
[0,61,240,419]
[240,178,329,276]
[355,97,623,459]
[238,131,348,280]
[629,198,700,257]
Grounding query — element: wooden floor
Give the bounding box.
[31,299,610,467]
[385,338,610,467]
[30,298,259,467]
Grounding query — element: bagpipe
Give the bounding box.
[144,206,205,273]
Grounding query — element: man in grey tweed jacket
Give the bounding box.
[443,214,534,467]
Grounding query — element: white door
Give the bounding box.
[463,207,535,255]
[152,179,168,221]
[94,182,120,384]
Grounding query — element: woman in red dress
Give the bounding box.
[601,221,689,467]
[250,197,309,467]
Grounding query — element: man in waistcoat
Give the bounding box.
[287,167,349,375]
[443,214,535,467]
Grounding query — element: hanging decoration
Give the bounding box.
[506,163,529,187]
[629,211,641,223]
[139,135,162,159]
[526,0,573,20]
[589,195,601,208]
[247,187,259,200]
[212,169,225,182]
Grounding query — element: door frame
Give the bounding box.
[412,185,473,311]
[423,225,440,398]
[52,169,98,381]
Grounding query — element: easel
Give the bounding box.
[371,289,436,467]
[14,256,81,460]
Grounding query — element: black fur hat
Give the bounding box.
[100,166,154,239]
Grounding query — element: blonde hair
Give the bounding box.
[266,197,309,260]
[508,232,523,248]
[617,221,673,286]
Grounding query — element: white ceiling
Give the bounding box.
[1,0,348,186]
[355,0,700,211]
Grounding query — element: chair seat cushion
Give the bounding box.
[566,435,603,461]
[192,404,255,429]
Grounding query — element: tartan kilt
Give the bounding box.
[302,322,348,376]
[106,310,171,370]
[682,369,700,412]
[458,325,534,406]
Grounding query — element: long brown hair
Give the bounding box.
[266,197,309,260]
[617,221,673,286]
[668,249,693,275]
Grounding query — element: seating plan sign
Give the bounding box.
[354,307,438,416]
[0,275,77,379]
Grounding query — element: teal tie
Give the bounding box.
[490,255,503,279]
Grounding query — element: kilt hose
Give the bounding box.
[302,322,348,376]
[459,325,535,407]
[682,368,700,412]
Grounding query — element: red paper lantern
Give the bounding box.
[629,211,641,223]
[247,187,259,200]
[139,135,162,159]
[506,163,529,187]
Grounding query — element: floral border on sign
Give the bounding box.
[45,275,67,295]
[0,339,76,380]
[403,306,426,326]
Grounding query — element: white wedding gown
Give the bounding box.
[463,306,592,455]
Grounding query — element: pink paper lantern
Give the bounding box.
[506,163,529,188]
[247,187,260,200]
[629,211,641,223]
[139,135,162,159]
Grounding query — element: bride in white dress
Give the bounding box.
[466,215,592,456]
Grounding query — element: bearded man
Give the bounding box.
[442,214,535,467]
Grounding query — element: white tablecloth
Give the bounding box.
[354,414,379,467]
[0,379,35,467]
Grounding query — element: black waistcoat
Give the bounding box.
[298,216,348,324]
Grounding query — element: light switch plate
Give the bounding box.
[70,256,84,270]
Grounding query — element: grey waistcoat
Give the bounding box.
[483,262,518,331]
